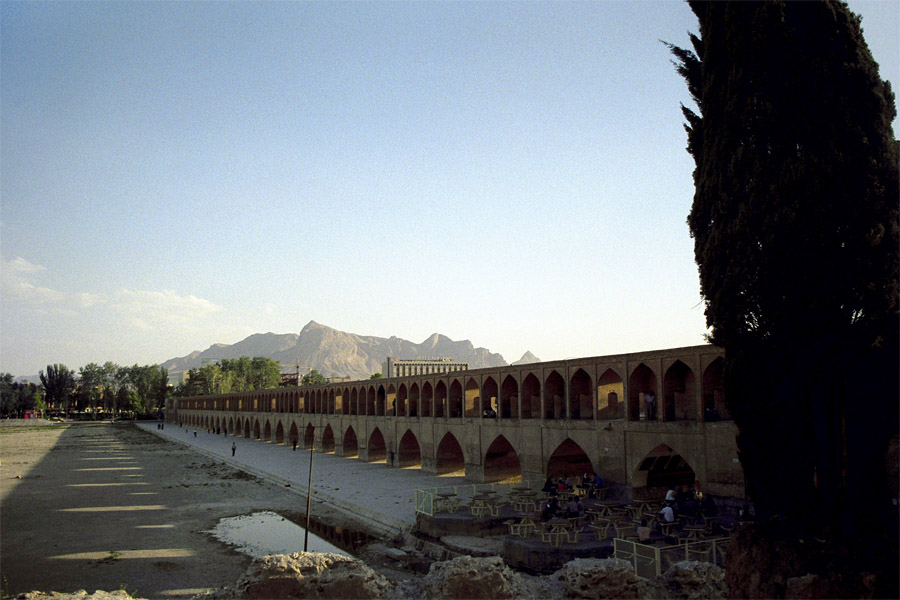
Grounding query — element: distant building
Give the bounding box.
[382,357,468,378]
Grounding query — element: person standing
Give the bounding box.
[644,392,656,420]
[231,441,236,457]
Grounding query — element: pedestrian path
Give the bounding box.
[137,422,468,537]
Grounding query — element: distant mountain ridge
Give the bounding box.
[161,320,539,382]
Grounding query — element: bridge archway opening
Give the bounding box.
[289,422,299,447]
[484,435,521,483]
[546,438,593,478]
[570,368,593,420]
[397,384,407,417]
[500,375,518,419]
[635,444,695,489]
[328,389,336,414]
[343,426,358,457]
[275,422,284,445]
[228,418,235,435]
[482,377,498,418]
[629,363,657,421]
[321,425,335,453]
[387,385,397,416]
[253,420,261,440]
[264,421,273,442]
[436,433,465,475]
[341,388,349,414]
[544,370,565,419]
[367,387,376,416]
[703,358,728,420]
[664,360,697,421]
[304,424,315,450]
[465,378,480,417]
[409,383,420,417]
[368,428,387,463]
[244,419,251,438]
[597,368,624,419]
[398,430,421,468]
[376,385,386,416]
[449,380,463,418]
[350,389,358,415]
[422,382,433,417]
[522,373,540,419]
[435,382,447,418]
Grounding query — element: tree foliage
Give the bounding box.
[176,357,282,396]
[39,364,76,416]
[301,369,328,386]
[669,0,898,559]
[0,374,43,417]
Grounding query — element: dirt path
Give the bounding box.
[0,422,348,599]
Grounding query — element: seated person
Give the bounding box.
[565,498,582,517]
[541,497,560,522]
[660,502,675,523]
[541,477,556,493]
[665,488,676,502]
[637,519,652,542]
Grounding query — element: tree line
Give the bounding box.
[0,356,297,419]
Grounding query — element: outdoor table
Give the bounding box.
[469,504,489,518]
[586,508,606,523]
[625,504,643,520]
[435,493,457,513]
[548,518,571,533]
[683,524,706,539]
[700,514,720,531]
[594,486,609,500]
[658,520,678,536]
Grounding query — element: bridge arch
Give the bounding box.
[350,388,358,415]
[409,383,420,417]
[253,419,261,440]
[522,373,540,419]
[398,430,421,468]
[449,380,463,418]
[435,381,447,418]
[304,424,315,449]
[465,378,480,417]
[397,384,407,417]
[264,420,273,441]
[702,357,727,420]
[342,387,350,415]
[376,385,386,416]
[569,368,593,420]
[629,363,658,421]
[275,421,284,445]
[664,360,697,421]
[597,368,624,419]
[368,427,387,462]
[321,425,335,453]
[634,443,696,489]
[422,382,433,417]
[546,438,593,478]
[484,435,521,482]
[544,370,565,419]
[500,375,518,419]
[289,422,299,447]
[482,376,498,417]
[343,426,358,457]
[367,387,376,416]
[243,418,251,438]
[435,432,465,475]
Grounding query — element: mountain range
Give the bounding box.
[161,320,539,382]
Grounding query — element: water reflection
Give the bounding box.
[207,511,373,559]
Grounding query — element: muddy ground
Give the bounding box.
[0,422,392,599]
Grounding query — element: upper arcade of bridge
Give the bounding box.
[172,344,728,424]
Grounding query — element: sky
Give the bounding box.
[2,1,898,378]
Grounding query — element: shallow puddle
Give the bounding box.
[207,511,353,558]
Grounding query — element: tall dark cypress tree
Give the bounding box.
[669,0,898,552]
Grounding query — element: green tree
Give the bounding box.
[0,373,14,416]
[301,369,328,386]
[669,0,897,571]
[369,373,383,380]
[40,364,76,417]
[78,363,105,419]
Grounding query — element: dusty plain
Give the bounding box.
[0,422,375,599]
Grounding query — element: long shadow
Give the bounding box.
[0,421,329,598]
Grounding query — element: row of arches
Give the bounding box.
[178,356,728,424]
[178,412,698,488]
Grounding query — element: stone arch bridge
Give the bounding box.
[168,344,744,498]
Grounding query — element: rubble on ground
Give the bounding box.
[554,558,650,599]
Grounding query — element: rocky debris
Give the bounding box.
[554,558,649,599]
[662,561,728,599]
[233,552,393,599]
[11,592,144,600]
[422,555,535,599]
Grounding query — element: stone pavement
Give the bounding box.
[138,422,468,537]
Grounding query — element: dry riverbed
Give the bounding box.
[0,422,391,599]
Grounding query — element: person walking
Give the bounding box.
[231,441,236,457]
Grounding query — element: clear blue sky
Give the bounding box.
[2,1,897,377]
